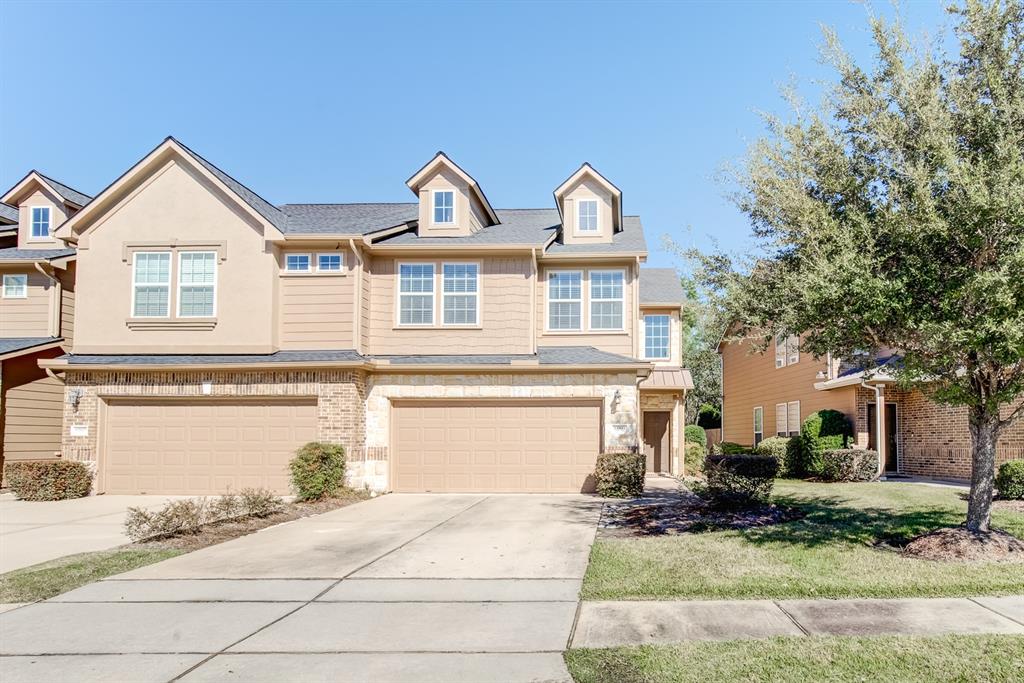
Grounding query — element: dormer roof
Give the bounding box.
[1,171,92,208]
[552,163,623,232]
[0,203,17,224]
[405,152,499,226]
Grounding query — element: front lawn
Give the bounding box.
[583,480,1024,600]
[566,635,1024,683]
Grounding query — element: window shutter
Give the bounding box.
[775,403,788,436]
[788,400,801,435]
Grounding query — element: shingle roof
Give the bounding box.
[37,173,92,207]
[0,337,62,357]
[545,216,647,255]
[280,203,418,235]
[373,208,559,247]
[0,247,76,261]
[0,224,16,236]
[63,350,365,366]
[0,203,17,223]
[639,268,685,305]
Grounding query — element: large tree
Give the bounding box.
[706,0,1023,532]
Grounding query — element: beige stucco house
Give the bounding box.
[0,173,90,473]
[30,138,690,495]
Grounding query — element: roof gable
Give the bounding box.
[553,163,623,232]
[1,171,92,208]
[405,152,499,226]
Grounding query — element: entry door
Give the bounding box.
[867,403,899,472]
[642,411,670,473]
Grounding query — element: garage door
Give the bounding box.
[392,400,601,493]
[103,399,317,495]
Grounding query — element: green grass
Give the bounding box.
[0,548,182,603]
[583,480,1024,600]
[566,635,1024,683]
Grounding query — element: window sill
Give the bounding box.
[542,330,629,336]
[126,318,218,331]
[279,272,346,278]
[391,325,483,331]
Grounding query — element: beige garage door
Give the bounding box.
[392,400,602,493]
[103,399,317,495]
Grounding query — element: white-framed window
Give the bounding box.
[776,333,800,367]
[442,263,479,326]
[30,207,51,239]
[753,406,764,446]
[577,199,598,232]
[398,262,434,325]
[317,253,343,272]
[177,251,216,317]
[433,190,454,224]
[285,254,311,272]
[590,269,624,330]
[547,270,582,330]
[132,252,171,317]
[775,401,802,437]
[644,314,671,359]
[787,400,801,436]
[2,274,28,298]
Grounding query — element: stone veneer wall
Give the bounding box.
[59,369,384,491]
[639,392,683,475]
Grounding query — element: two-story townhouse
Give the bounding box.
[39,137,691,495]
[0,172,91,470]
[719,333,1024,480]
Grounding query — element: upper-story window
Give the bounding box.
[318,253,342,272]
[30,207,51,239]
[178,252,217,317]
[775,333,799,368]
[442,263,479,326]
[399,263,434,325]
[286,254,311,272]
[644,314,671,359]
[548,271,582,330]
[433,190,454,224]
[577,199,598,232]
[590,270,624,330]
[2,274,28,298]
[132,252,171,317]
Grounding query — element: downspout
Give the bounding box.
[633,256,641,360]
[530,248,538,355]
[348,239,363,355]
[34,262,61,338]
[861,379,886,478]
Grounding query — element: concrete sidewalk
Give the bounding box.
[572,596,1024,648]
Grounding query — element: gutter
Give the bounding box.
[861,379,886,479]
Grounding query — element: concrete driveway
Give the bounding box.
[0,493,604,682]
[0,494,192,573]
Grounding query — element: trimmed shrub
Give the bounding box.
[792,410,851,477]
[697,454,778,509]
[240,487,285,517]
[713,441,753,455]
[684,425,707,449]
[4,460,92,501]
[784,436,806,478]
[821,449,880,482]
[696,403,722,429]
[594,452,645,497]
[124,488,284,541]
[754,436,790,464]
[684,441,707,475]
[996,460,1024,500]
[289,442,347,501]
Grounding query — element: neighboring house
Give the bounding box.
[38,137,691,495]
[0,172,89,471]
[719,334,1024,480]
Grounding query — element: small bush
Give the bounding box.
[821,449,880,482]
[594,452,645,497]
[696,403,721,429]
[289,442,347,501]
[4,460,92,501]
[684,441,706,475]
[696,455,778,509]
[124,488,284,541]
[791,410,851,477]
[210,492,243,519]
[240,488,284,517]
[684,425,707,449]
[996,460,1024,500]
[754,436,790,468]
[713,441,753,455]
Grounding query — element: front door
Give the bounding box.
[642,411,670,473]
[867,402,899,472]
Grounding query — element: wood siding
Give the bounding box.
[59,261,76,342]
[535,262,636,356]
[0,270,52,337]
[1,349,64,463]
[278,258,355,350]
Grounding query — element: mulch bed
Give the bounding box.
[902,526,1024,563]
[141,491,372,552]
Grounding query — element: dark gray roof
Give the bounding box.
[0,224,16,236]
[63,350,365,366]
[545,216,647,255]
[376,346,642,366]
[373,208,558,247]
[639,268,685,304]
[0,247,76,261]
[37,174,92,207]
[0,337,62,356]
[0,203,17,223]
[281,203,418,235]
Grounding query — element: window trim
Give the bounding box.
[2,274,28,299]
[643,313,671,360]
[775,403,788,438]
[130,251,172,319]
[316,252,344,273]
[753,406,764,446]
[776,333,800,368]
[546,269,584,332]
[588,268,626,331]
[285,253,312,272]
[787,400,801,437]
[176,251,218,318]
[441,261,481,327]
[432,189,456,226]
[29,206,51,241]
[576,198,599,234]
[396,261,436,327]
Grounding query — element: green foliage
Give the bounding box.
[289,442,347,501]
[684,442,707,475]
[684,425,707,448]
[754,436,791,473]
[594,452,646,497]
[821,449,880,482]
[714,441,753,455]
[791,410,851,477]
[996,460,1024,500]
[784,437,806,480]
[696,403,722,429]
[696,455,778,509]
[4,461,92,501]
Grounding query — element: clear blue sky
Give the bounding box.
[1,0,948,268]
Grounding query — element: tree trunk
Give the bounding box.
[966,405,1000,533]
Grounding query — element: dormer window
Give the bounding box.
[433,190,454,225]
[577,200,598,233]
[30,207,51,239]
